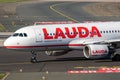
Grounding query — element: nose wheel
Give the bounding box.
[31,51,37,63]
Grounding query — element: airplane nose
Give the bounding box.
[4,38,9,48]
[4,38,12,48]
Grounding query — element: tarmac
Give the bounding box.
[0,32,13,47]
[5,72,120,80]
[0,1,120,80]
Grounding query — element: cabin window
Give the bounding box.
[94,31,96,34]
[112,30,114,33]
[50,33,52,35]
[23,33,27,37]
[106,31,108,33]
[75,32,78,34]
[118,30,120,33]
[44,34,46,36]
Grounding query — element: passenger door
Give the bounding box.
[34,29,42,42]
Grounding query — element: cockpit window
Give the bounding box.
[19,33,23,37]
[12,33,28,37]
[13,33,19,37]
[23,33,27,37]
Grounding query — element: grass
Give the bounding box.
[0,23,6,32]
[0,73,5,79]
[0,0,30,3]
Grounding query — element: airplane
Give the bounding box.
[4,21,120,63]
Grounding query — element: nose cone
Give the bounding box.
[4,37,13,49]
[4,38,10,48]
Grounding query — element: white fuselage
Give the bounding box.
[4,22,120,51]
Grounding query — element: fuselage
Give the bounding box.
[4,21,120,51]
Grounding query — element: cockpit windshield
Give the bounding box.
[12,33,28,37]
[13,33,19,37]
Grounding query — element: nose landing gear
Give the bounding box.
[31,51,37,63]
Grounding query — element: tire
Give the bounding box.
[31,58,37,63]
[112,54,120,61]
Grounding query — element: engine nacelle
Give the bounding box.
[83,44,109,59]
[45,50,70,56]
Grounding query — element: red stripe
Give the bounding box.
[68,68,120,74]
[4,44,84,49]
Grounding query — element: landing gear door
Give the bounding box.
[34,29,42,42]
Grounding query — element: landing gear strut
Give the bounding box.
[31,51,37,63]
[112,54,120,61]
[108,44,120,61]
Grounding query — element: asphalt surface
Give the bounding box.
[1,47,120,80]
[0,1,120,80]
[0,2,120,31]
[5,72,120,80]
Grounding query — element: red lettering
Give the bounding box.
[77,27,89,38]
[92,50,107,55]
[65,27,77,38]
[42,28,53,39]
[54,28,66,39]
[90,26,102,37]
[42,26,102,40]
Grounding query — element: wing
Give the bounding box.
[106,39,120,43]
[68,39,120,49]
